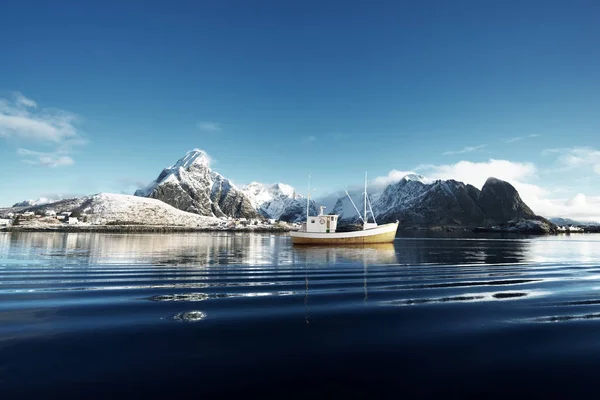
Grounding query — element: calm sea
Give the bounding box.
[2,231,600,398]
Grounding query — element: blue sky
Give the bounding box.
[1,0,599,219]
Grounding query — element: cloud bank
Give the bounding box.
[0,92,85,167]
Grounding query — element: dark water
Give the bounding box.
[2,231,600,398]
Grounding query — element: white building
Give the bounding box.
[45,210,57,217]
[0,219,11,227]
[68,217,79,225]
[268,219,277,225]
[304,206,338,233]
[20,211,35,220]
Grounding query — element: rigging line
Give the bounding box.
[345,191,365,223]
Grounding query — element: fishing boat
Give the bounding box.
[289,173,399,245]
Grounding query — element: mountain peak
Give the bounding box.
[172,149,211,170]
[402,174,426,183]
[479,176,535,222]
[271,183,295,197]
[483,177,506,186]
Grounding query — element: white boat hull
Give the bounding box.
[290,222,399,245]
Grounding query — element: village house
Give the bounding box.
[57,211,71,222]
[0,219,11,227]
[68,217,79,225]
[45,210,57,217]
[21,211,35,220]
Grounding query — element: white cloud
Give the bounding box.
[549,147,600,174]
[416,159,537,189]
[17,148,74,168]
[536,194,600,222]
[442,144,486,156]
[415,159,553,217]
[14,92,37,108]
[0,92,85,167]
[197,121,221,132]
[505,134,541,143]
[0,94,78,143]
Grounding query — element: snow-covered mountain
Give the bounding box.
[331,175,540,227]
[12,197,62,208]
[242,182,317,222]
[330,174,425,222]
[134,149,314,222]
[134,149,259,219]
[331,192,381,221]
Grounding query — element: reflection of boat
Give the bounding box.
[290,173,399,245]
[293,243,398,265]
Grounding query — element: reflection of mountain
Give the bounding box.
[4,232,599,269]
[291,243,398,266]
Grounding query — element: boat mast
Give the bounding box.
[363,171,368,230]
[306,173,311,220]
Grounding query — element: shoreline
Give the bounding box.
[2,224,598,235]
[1,224,295,234]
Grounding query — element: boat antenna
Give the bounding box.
[363,171,368,230]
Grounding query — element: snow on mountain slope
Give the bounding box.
[19,193,222,227]
[135,149,316,221]
[12,197,61,208]
[330,174,538,227]
[242,182,316,222]
[80,193,221,226]
[331,191,382,222]
[135,149,258,219]
[400,174,427,184]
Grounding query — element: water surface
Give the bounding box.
[2,232,600,397]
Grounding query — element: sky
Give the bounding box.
[1,0,599,220]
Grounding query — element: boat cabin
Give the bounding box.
[304,206,338,233]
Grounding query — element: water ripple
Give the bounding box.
[171,311,207,322]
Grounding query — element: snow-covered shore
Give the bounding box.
[0,193,297,233]
[3,224,293,233]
